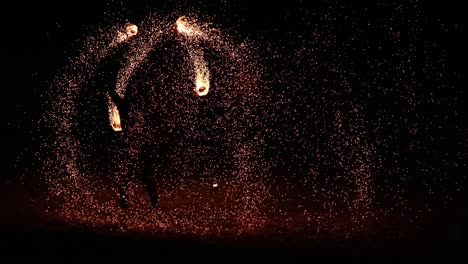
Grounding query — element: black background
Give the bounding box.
[2,0,466,255]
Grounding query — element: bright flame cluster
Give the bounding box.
[176,16,206,38]
[109,103,122,131]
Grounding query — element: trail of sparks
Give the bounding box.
[176,16,210,96]
[109,101,122,131]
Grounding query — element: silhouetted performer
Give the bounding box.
[99,24,159,209]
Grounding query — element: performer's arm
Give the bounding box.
[108,88,124,108]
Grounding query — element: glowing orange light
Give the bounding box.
[176,18,187,33]
[195,72,210,96]
[176,16,204,38]
[110,105,122,131]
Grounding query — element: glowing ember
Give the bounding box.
[176,16,205,38]
[194,69,210,96]
[125,24,138,37]
[109,103,122,131]
[176,18,187,33]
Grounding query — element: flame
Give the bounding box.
[109,104,122,131]
[125,24,138,37]
[195,70,210,96]
[114,23,138,45]
[176,16,204,38]
[176,17,187,33]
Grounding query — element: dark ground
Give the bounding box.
[1,228,464,256]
